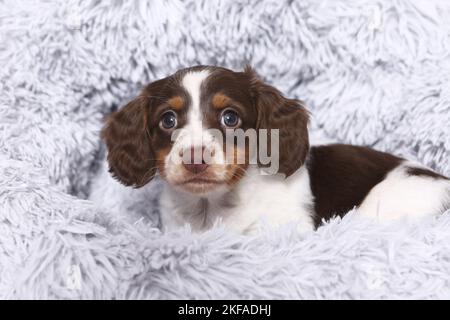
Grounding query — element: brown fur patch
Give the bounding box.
[155,147,171,178]
[224,144,250,187]
[226,164,248,187]
[212,93,231,109]
[406,167,448,180]
[167,96,185,110]
[307,144,403,228]
[243,66,310,177]
[101,96,155,188]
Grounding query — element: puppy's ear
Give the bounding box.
[245,66,310,177]
[101,95,155,188]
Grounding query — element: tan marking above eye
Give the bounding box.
[167,96,184,110]
[212,93,231,109]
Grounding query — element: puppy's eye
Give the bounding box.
[220,109,241,128]
[159,111,177,130]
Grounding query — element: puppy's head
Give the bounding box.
[102,66,309,195]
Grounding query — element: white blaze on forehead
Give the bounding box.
[181,69,211,129]
[165,68,226,179]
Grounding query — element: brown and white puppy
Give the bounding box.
[102,65,450,234]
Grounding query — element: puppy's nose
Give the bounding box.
[182,146,209,174]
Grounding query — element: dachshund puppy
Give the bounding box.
[102,66,450,234]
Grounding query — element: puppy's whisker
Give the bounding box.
[139,166,160,183]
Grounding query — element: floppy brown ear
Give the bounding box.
[101,96,155,188]
[245,66,310,177]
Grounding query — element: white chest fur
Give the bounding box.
[159,165,315,234]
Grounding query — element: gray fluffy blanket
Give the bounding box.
[1,0,450,299]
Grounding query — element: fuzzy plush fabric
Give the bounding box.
[1,0,449,299]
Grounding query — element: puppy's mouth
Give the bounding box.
[179,177,226,186]
[172,175,228,194]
